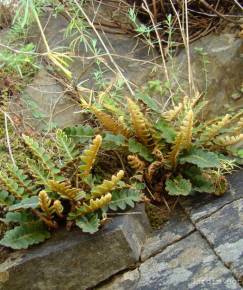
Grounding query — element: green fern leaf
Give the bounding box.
[8,196,39,211]
[64,125,95,143]
[0,190,15,206]
[128,139,154,162]
[0,172,26,199]
[165,176,192,196]
[179,148,220,168]
[102,133,125,150]
[56,129,79,162]
[109,188,141,211]
[2,211,36,224]
[155,119,176,143]
[0,222,50,249]
[75,214,100,234]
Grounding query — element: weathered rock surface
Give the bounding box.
[167,33,243,117]
[98,232,241,290]
[197,199,243,283]
[0,205,150,290]
[21,69,82,130]
[141,207,194,261]
[180,170,243,223]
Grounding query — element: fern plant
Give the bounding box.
[0,130,142,249]
[84,94,242,199]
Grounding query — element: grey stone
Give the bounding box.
[19,68,82,130]
[141,207,194,261]
[98,232,241,290]
[180,170,243,223]
[28,2,159,95]
[196,199,243,283]
[166,33,243,117]
[0,204,150,290]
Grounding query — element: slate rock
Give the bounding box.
[20,69,83,130]
[180,170,243,223]
[141,207,194,261]
[0,204,150,290]
[98,232,241,290]
[166,33,243,117]
[196,199,243,284]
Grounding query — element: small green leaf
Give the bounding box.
[64,126,95,143]
[109,188,141,211]
[76,214,100,234]
[180,148,220,168]
[0,222,50,249]
[165,176,192,196]
[0,190,15,206]
[2,211,36,224]
[8,196,39,211]
[102,133,125,149]
[155,119,176,143]
[134,92,160,113]
[128,139,154,162]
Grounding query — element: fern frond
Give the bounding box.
[7,164,36,195]
[89,106,131,138]
[79,135,102,178]
[83,193,112,214]
[168,133,183,168]
[48,180,81,200]
[127,98,154,147]
[0,172,24,199]
[52,200,63,216]
[215,134,243,147]
[146,161,162,183]
[38,190,52,213]
[91,170,124,198]
[127,155,145,171]
[199,114,231,145]
[163,102,183,122]
[180,109,193,150]
[26,159,50,185]
[235,117,243,134]
[56,129,79,162]
[23,135,60,176]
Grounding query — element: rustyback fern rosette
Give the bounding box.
[0,131,141,250]
[85,94,243,198]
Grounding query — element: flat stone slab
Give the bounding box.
[0,205,150,290]
[98,232,241,290]
[180,170,243,223]
[196,199,243,284]
[19,69,83,130]
[141,207,194,261]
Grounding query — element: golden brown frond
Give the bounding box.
[199,114,231,145]
[38,190,51,213]
[235,117,243,134]
[52,200,64,216]
[83,193,112,214]
[127,155,145,172]
[215,134,243,147]
[146,161,162,183]
[168,133,183,169]
[163,102,183,122]
[48,180,81,200]
[180,109,193,150]
[89,106,131,138]
[152,148,164,161]
[91,170,124,198]
[191,91,203,108]
[80,135,102,178]
[127,97,154,147]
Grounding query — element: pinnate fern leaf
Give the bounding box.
[91,170,124,198]
[56,129,79,161]
[0,222,50,249]
[80,135,102,178]
[165,176,192,196]
[179,148,220,168]
[75,214,100,234]
[109,188,141,210]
